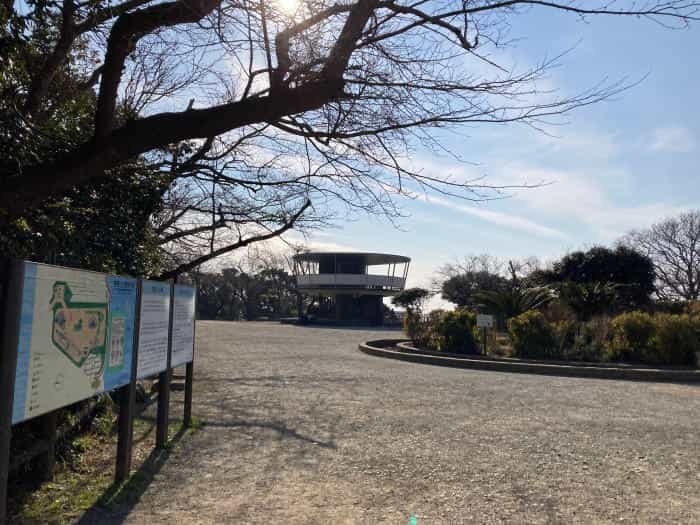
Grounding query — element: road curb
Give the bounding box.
[359,340,700,383]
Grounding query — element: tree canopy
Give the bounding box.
[195,264,298,320]
[534,245,656,319]
[2,0,699,274]
[392,287,431,312]
[442,272,509,309]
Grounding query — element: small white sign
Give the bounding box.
[476,314,494,328]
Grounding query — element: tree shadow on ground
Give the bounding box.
[200,418,336,449]
[193,374,363,388]
[75,425,188,525]
[74,413,335,524]
[301,324,403,332]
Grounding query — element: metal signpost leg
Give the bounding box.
[0,260,23,524]
[182,288,196,428]
[183,362,193,428]
[115,280,141,483]
[156,284,175,449]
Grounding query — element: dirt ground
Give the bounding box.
[80,321,700,524]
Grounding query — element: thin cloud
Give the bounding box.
[422,194,569,240]
[503,164,689,241]
[650,126,695,153]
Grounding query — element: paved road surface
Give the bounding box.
[97,321,700,523]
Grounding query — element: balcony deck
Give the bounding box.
[296,273,405,293]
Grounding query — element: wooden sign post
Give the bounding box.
[183,293,196,428]
[115,280,142,483]
[0,261,23,524]
[156,284,175,449]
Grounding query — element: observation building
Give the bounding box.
[293,252,410,326]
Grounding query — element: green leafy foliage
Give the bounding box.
[441,272,508,309]
[394,288,432,342]
[428,309,479,354]
[402,311,428,347]
[392,288,432,312]
[0,166,168,275]
[507,311,557,359]
[195,268,298,321]
[558,281,620,321]
[606,311,657,363]
[0,11,165,275]
[1,5,99,176]
[405,308,480,354]
[648,314,698,366]
[544,246,655,317]
[414,309,444,349]
[687,301,700,321]
[551,317,610,362]
[509,309,698,366]
[606,312,698,366]
[474,286,555,325]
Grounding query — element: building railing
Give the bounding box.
[296,273,405,290]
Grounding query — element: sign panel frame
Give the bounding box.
[170,284,195,368]
[136,279,171,379]
[10,262,137,425]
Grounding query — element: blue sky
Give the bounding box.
[293,6,700,301]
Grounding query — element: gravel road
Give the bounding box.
[99,321,700,524]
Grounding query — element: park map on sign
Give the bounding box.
[50,281,110,387]
[12,263,136,425]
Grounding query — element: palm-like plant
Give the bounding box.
[474,286,556,322]
[558,281,620,321]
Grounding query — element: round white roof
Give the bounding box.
[293,251,410,265]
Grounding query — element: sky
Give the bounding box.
[276,6,700,308]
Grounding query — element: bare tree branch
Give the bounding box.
[159,198,311,278]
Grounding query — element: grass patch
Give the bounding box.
[14,433,114,525]
[10,415,200,524]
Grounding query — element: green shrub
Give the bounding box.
[404,310,431,348]
[563,317,609,362]
[551,319,576,357]
[651,314,698,367]
[687,301,700,323]
[606,311,656,363]
[652,300,687,315]
[422,309,446,350]
[541,300,577,323]
[607,311,698,366]
[506,310,698,366]
[507,311,558,359]
[429,309,479,354]
[397,287,433,344]
[559,280,619,321]
[403,311,421,341]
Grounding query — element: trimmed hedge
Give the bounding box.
[409,307,699,367]
[405,309,480,354]
[550,318,609,362]
[430,309,479,354]
[607,312,698,366]
[507,311,557,359]
[607,311,656,363]
[507,309,698,367]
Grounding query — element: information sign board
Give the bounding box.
[12,262,137,424]
[136,280,171,379]
[170,285,195,368]
[476,314,494,328]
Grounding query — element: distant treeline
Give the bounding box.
[194,267,298,321]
